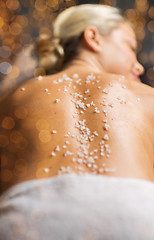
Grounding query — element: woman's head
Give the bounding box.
[95,22,144,81]
[53,4,124,42]
[35,4,125,72]
[35,4,144,80]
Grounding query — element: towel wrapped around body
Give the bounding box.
[0,174,154,240]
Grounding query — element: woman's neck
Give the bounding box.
[62,51,105,74]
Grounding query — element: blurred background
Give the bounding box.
[0,0,153,90]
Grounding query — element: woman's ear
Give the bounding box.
[83,26,102,52]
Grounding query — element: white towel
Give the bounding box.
[0,174,154,240]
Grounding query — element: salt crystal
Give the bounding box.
[93,131,99,136]
[100,140,105,145]
[106,149,111,154]
[102,89,109,94]
[104,168,109,172]
[44,168,50,173]
[51,151,56,157]
[73,73,79,79]
[62,74,67,79]
[101,163,106,167]
[93,149,98,153]
[64,86,68,92]
[104,124,110,131]
[52,130,57,134]
[93,164,98,169]
[98,168,104,173]
[103,109,108,116]
[103,134,109,141]
[104,144,109,148]
[38,76,43,80]
[90,151,94,156]
[77,158,83,163]
[109,103,114,108]
[87,163,92,168]
[121,84,127,89]
[72,158,76,162]
[55,145,60,151]
[20,87,25,91]
[94,107,100,113]
[85,89,90,94]
[53,80,58,84]
[64,150,73,157]
[90,101,95,106]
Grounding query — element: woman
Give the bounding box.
[0,4,154,239]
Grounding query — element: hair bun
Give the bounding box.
[35,36,64,72]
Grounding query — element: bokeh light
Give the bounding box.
[6,0,20,11]
[0,62,12,75]
[148,6,154,19]
[0,46,12,58]
[147,20,154,33]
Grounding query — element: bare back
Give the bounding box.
[0,68,154,193]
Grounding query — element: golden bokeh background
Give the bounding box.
[0,0,153,87]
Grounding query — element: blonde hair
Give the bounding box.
[35,4,125,73]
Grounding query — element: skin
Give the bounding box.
[0,22,154,194]
[98,23,144,81]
